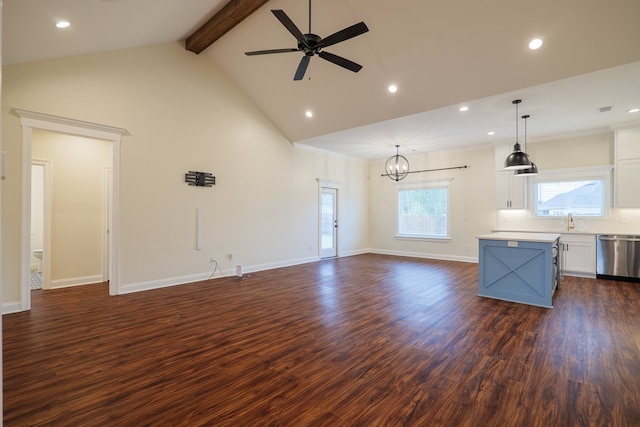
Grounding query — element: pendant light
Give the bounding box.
[384,145,410,181]
[503,99,532,170]
[514,114,539,176]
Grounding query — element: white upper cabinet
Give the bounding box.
[615,127,640,208]
[495,144,526,209]
[616,127,640,160]
[496,171,526,209]
[494,144,510,171]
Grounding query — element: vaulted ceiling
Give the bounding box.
[4,0,640,160]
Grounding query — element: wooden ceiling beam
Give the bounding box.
[186,0,270,54]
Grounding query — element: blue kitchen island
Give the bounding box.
[477,232,561,308]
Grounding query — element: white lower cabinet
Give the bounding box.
[560,234,596,277]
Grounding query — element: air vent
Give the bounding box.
[598,106,613,113]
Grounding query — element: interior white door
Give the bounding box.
[320,187,338,258]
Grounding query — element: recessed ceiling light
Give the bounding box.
[627,108,640,113]
[305,110,313,118]
[388,84,398,93]
[529,38,542,50]
[459,106,469,112]
[56,21,71,29]
[488,131,496,136]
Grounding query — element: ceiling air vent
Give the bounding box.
[598,106,613,113]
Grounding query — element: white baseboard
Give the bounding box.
[369,248,478,264]
[564,271,596,279]
[2,301,23,315]
[338,248,370,257]
[119,255,321,295]
[50,275,104,289]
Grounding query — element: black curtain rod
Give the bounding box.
[380,165,468,178]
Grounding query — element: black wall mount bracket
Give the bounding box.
[185,171,216,187]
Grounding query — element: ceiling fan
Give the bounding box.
[244,0,369,81]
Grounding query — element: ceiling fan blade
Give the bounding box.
[294,55,311,81]
[318,22,369,49]
[245,48,300,56]
[272,9,307,46]
[318,51,363,73]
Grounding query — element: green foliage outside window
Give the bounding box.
[398,187,448,237]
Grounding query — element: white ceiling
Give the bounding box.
[4,0,640,160]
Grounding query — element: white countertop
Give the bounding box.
[495,228,596,236]
[477,231,561,243]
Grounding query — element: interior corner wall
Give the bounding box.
[1,42,370,303]
[368,145,496,261]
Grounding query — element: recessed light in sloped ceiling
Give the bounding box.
[529,38,543,50]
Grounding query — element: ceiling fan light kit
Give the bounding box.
[244,0,369,81]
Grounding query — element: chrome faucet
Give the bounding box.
[567,213,575,231]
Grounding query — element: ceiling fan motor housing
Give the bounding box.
[299,34,321,55]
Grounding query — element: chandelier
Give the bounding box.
[384,145,410,181]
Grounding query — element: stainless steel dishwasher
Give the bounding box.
[596,235,640,281]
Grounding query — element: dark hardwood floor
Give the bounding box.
[3,254,640,426]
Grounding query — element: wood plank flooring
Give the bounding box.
[4,254,640,426]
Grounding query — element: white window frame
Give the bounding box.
[395,180,452,241]
[529,165,613,218]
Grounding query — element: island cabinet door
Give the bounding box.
[478,239,554,308]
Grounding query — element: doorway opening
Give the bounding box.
[15,109,128,311]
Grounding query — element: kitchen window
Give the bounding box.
[531,166,612,217]
[396,181,450,239]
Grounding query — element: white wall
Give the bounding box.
[1,42,370,304]
[369,145,496,261]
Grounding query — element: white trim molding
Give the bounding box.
[13,108,129,311]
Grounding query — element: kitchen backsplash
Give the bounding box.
[497,208,640,234]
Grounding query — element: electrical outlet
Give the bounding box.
[228,252,234,261]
